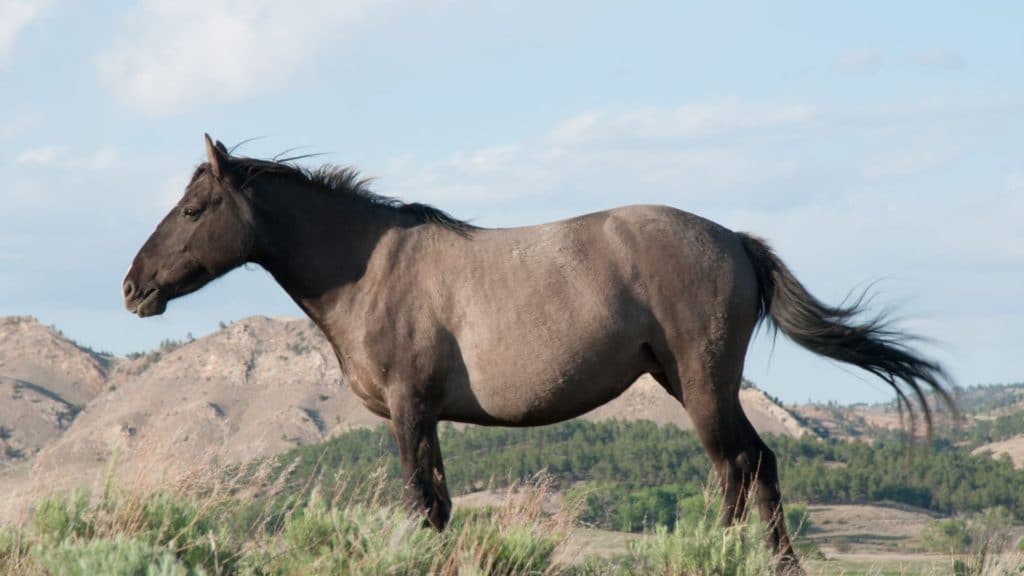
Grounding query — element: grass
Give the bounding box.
[0,466,576,576]
[2,462,1023,575]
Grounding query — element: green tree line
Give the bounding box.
[263,419,1024,533]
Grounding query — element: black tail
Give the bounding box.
[737,232,955,437]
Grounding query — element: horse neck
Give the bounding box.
[248,176,400,323]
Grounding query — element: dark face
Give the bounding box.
[123,135,255,317]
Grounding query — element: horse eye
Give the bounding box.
[182,206,204,219]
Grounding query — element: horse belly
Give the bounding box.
[441,336,648,426]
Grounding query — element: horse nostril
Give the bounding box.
[123,280,135,299]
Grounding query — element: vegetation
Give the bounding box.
[966,411,1024,445]
[568,490,776,576]
[953,382,1024,414]
[259,419,1024,530]
[0,473,576,576]
[922,507,1022,554]
[0,471,801,576]
[5,417,1024,574]
[3,470,1020,575]
[124,337,192,371]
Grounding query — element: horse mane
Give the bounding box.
[194,155,477,237]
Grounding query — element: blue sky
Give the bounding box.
[1,1,1021,404]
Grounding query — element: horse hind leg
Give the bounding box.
[660,351,801,572]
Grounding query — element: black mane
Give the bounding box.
[194,155,477,236]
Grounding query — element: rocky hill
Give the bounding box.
[0,317,112,468]
[27,317,384,485]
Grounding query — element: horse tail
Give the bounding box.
[736,232,955,437]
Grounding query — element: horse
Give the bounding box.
[124,135,952,571]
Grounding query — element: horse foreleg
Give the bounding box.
[388,401,451,531]
[429,431,452,529]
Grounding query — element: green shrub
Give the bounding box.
[629,519,773,576]
[0,526,29,573]
[446,511,561,575]
[783,503,811,539]
[242,478,569,576]
[35,536,190,576]
[277,493,439,575]
[923,518,973,554]
[33,489,94,543]
[25,483,243,575]
[571,488,772,576]
[128,491,238,572]
[570,483,698,532]
[923,507,1016,556]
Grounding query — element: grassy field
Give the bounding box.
[2,462,1023,576]
[0,470,777,575]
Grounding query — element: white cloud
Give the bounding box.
[449,145,520,174]
[14,145,119,170]
[66,147,119,170]
[861,146,949,178]
[836,49,881,75]
[911,49,966,70]
[385,100,813,213]
[98,0,370,115]
[15,145,62,165]
[379,96,1021,280]
[546,112,602,146]
[0,0,49,66]
[1009,172,1024,195]
[547,101,814,147]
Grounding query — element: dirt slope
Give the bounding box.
[0,317,111,466]
[29,317,384,484]
[973,435,1024,468]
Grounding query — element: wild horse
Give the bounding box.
[124,135,952,570]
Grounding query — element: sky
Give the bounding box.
[1,1,1021,405]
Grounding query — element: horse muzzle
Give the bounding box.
[123,278,167,318]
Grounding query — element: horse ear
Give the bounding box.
[214,140,228,154]
[204,133,227,178]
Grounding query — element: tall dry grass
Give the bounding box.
[0,460,578,575]
[2,456,1023,575]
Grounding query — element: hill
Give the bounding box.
[789,382,1024,469]
[792,383,1024,436]
[26,317,384,486]
[974,436,1024,468]
[0,317,112,468]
